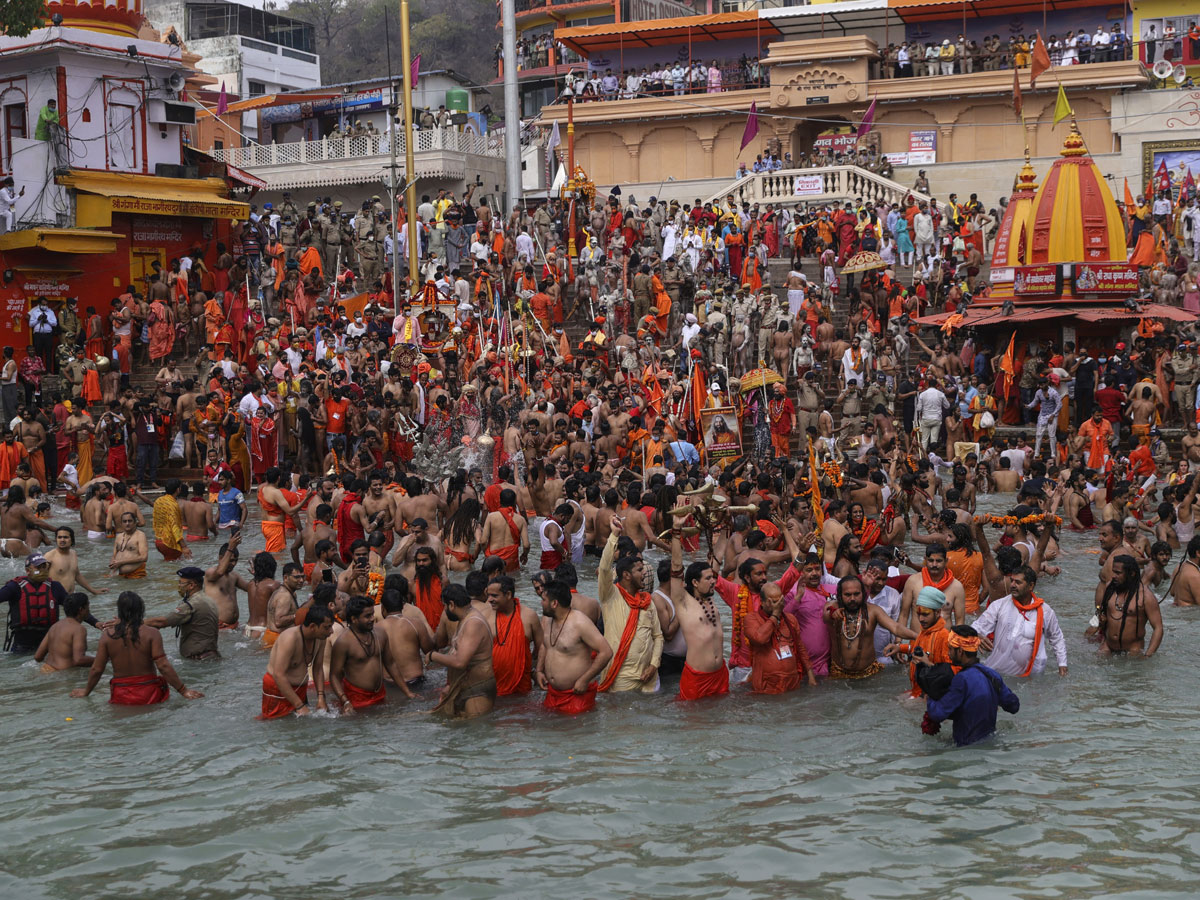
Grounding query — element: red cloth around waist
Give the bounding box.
[543,682,598,714]
[109,674,169,706]
[260,672,307,719]
[343,678,386,709]
[677,661,730,701]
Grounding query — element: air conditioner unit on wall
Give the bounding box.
[147,99,198,125]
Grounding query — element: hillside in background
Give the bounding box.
[287,0,497,93]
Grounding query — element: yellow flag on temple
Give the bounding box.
[1053,84,1073,125]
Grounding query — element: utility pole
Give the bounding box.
[501,0,521,209]
[388,82,401,287]
[400,0,419,299]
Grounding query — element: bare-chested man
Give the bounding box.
[246,551,279,637]
[70,591,203,704]
[263,562,305,646]
[361,472,397,556]
[1172,535,1200,606]
[260,605,334,718]
[668,526,730,700]
[899,543,966,628]
[81,481,112,540]
[105,482,145,533]
[292,502,337,568]
[824,574,915,678]
[109,511,148,578]
[431,583,496,718]
[44,527,102,596]
[391,518,446,579]
[2,485,49,556]
[480,488,529,573]
[330,595,415,711]
[205,533,250,626]
[379,587,435,689]
[34,592,93,671]
[536,578,612,713]
[181,482,215,541]
[1096,554,1163,657]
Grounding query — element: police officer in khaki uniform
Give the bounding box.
[278,214,299,261]
[797,370,824,436]
[1171,343,1197,421]
[279,192,299,220]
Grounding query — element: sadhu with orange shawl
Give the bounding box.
[484,506,523,572]
[493,602,532,696]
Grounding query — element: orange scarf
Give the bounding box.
[597,584,652,692]
[922,567,953,592]
[731,583,753,656]
[1013,594,1045,677]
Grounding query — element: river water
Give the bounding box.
[2,491,1197,900]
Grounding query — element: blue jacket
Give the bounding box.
[926,663,1019,746]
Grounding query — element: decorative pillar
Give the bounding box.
[624,143,641,183]
[699,138,715,179]
[938,125,953,163]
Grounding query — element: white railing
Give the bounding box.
[705,166,932,209]
[210,129,504,169]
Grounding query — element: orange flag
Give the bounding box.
[999,331,1017,396]
[1123,177,1135,227]
[1030,33,1051,87]
[1012,66,1023,117]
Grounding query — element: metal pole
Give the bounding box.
[400,0,419,298]
[567,94,576,263]
[501,0,522,209]
[389,85,401,294]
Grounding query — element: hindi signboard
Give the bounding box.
[1013,264,1062,297]
[1072,263,1139,297]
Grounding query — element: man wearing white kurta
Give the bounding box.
[972,566,1067,677]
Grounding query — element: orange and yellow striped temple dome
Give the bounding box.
[44,0,146,38]
[1024,122,1126,264]
[990,153,1040,268]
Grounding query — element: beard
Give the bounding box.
[444,607,460,622]
[415,564,435,587]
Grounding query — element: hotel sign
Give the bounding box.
[1072,263,1138,297]
[1013,264,1062,297]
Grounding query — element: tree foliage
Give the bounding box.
[286,0,497,90]
[1,0,47,37]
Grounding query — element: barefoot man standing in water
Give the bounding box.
[431,583,496,718]
[825,574,915,679]
[537,579,611,713]
[261,604,334,718]
[330,595,414,712]
[1096,555,1164,657]
[669,525,730,700]
[45,527,104,596]
[70,591,203,705]
[109,512,148,578]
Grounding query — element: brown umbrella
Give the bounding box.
[840,250,886,274]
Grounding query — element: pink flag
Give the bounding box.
[739,102,759,152]
[857,97,876,137]
[217,83,228,116]
[410,54,421,85]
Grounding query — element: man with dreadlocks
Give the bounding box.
[823,574,915,680]
[1095,554,1164,657]
[70,591,203,705]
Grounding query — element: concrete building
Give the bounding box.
[144,0,321,140]
[0,0,247,352]
[535,2,1184,206]
[197,74,505,213]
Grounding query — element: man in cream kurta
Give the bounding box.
[597,528,663,692]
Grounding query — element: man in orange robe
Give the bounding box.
[488,576,536,696]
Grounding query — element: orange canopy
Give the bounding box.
[556,11,780,56]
